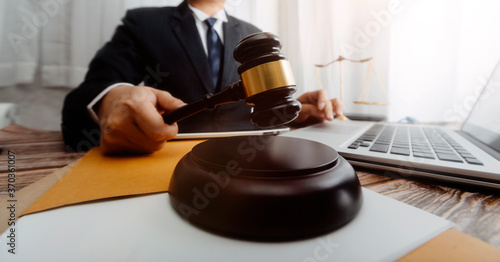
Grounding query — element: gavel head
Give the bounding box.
[234,32,302,127]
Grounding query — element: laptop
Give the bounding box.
[283,61,500,190]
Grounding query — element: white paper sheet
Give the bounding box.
[0,189,451,262]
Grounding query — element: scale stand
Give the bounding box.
[313,56,390,117]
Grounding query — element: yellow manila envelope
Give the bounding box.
[22,140,203,216]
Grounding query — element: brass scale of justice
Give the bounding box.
[312,55,389,120]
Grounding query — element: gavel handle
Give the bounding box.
[163,81,247,125]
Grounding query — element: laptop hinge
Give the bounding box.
[456,130,500,161]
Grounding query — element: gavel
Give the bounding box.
[163,32,302,127]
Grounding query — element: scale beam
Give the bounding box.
[313,56,389,106]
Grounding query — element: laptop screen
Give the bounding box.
[462,61,500,153]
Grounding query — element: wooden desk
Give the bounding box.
[1,123,500,251]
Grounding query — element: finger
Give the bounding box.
[101,97,171,148]
[303,104,327,118]
[101,119,166,153]
[121,120,167,150]
[132,100,179,142]
[298,90,319,104]
[323,100,334,121]
[101,136,163,155]
[316,89,330,111]
[127,88,180,142]
[331,98,345,116]
[297,90,331,111]
[124,136,166,154]
[101,134,146,154]
[294,104,326,123]
[150,88,186,112]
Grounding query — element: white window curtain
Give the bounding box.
[0,0,184,88]
[387,0,500,122]
[0,0,40,87]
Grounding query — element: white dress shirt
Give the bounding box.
[87,4,227,123]
[188,4,228,55]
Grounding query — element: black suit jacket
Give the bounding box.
[61,1,261,150]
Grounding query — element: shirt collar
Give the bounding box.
[188,3,228,23]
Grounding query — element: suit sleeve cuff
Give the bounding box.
[86,82,134,124]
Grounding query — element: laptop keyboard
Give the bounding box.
[348,124,484,165]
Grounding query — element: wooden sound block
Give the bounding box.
[169,136,363,241]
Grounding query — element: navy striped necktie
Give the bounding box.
[205,18,223,91]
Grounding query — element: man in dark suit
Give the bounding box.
[62,0,344,154]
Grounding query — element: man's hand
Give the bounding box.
[293,89,345,126]
[97,85,186,154]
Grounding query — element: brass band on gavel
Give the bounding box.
[240,60,296,97]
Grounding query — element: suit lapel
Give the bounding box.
[173,1,212,93]
[220,16,241,90]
